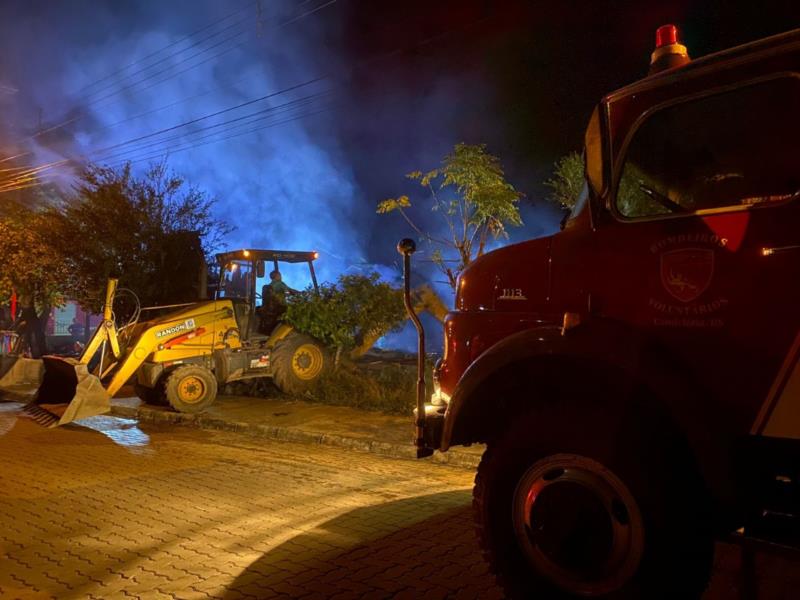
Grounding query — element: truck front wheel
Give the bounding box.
[473,409,713,599]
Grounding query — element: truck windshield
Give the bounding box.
[616,77,800,219]
[219,260,253,299]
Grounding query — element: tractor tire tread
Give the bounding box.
[164,364,217,414]
[271,332,330,397]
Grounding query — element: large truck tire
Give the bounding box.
[473,406,713,599]
[164,365,218,414]
[271,332,331,396]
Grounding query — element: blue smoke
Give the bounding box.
[0,0,561,352]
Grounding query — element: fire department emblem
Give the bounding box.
[660,248,714,303]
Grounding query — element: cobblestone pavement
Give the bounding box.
[0,404,798,599]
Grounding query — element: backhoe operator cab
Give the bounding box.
[216,249,319,339]
[401,26,800,599]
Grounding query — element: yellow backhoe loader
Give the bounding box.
[0,248,448,426]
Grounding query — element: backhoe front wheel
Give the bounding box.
[164,365,218,414]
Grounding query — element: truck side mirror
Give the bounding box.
[256,260,265,278]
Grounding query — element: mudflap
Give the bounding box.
[26,357,111,427]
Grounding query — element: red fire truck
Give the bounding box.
[400,25,800,599]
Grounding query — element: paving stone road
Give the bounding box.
[0,404,798,599]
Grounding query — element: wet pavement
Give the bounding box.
[0,404,798,599]
[109,394,484,467]
[0,405,494,599]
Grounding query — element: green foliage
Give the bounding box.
[0,200,69,310]
[48,161,232,311]
[545,151,585,209]
[283,273,406,351]
[230,358,435,415]
[545,151,672,219]
[378,143,523,289]
[375,195,410,213]
[308,357,436,414]
[616,163,674,218]
[307,361,419,415]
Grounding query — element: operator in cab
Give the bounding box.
[260,270,297,333]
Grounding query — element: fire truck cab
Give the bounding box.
[403,26,800,599]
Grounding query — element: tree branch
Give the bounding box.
[396,207,450,246]
[427,182,457,246]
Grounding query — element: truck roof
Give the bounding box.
[606,27,800,102]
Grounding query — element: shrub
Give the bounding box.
[284,272,406,352]
[306,356,435,414]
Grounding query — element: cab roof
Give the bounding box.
[215,249,318,265]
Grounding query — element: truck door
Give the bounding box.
[596,75,800,439]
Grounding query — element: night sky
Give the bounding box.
[1,0,798,292]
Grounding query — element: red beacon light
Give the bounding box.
[655,24,678,48]
[649,24,690,75]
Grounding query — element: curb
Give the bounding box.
[109,404,482,469]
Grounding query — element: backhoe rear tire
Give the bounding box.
[164,365,218,414]
[271,332,331,396]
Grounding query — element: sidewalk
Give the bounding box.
[110,394,484,469]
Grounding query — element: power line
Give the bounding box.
[97,90,334,164]
[0,2,259,163]
[77,2,257,96]
[3,26,249,165]
[116,97,336,164]
[85,22,250,107]
[1,3,488,186]
[88,38,247,117]
[87,0,337,110]
[108,108,332,168]
[0,0,337,162]
[95,71,258,133]
[0,76,329,182]
[91,77,326,157]
[102,6,493,169]
[110,104,334,168]
[62,2,338,141]
[0,176,51,194]
[84,16,251,103]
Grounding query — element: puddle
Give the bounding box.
[75,415,153,454]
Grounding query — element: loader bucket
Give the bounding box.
[25,356,111,427]
[0,355,44,390]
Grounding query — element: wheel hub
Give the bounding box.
[513,455,644,596]
[292,343,324,380]
[529,478,615,574]
[178,375,206,403]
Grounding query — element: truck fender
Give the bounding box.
[442,318,737,511]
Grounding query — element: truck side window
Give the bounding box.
[616,77,800,219]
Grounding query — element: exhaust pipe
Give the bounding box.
[397,238,433,458]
